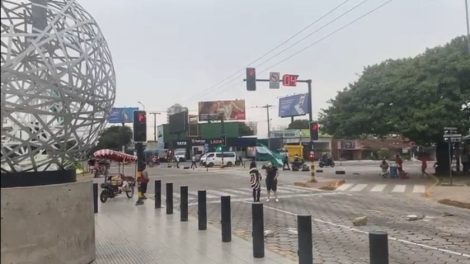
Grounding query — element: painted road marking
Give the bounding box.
[392,184,406,192]
[412,185,425,193]
[207,190,237,197]
[222,188,251,196]
[336,183,354,191]
[188,191,217,199]
[370,184,387,192]
[349,184,367,192]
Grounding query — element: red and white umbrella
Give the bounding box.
[93,149,137,162]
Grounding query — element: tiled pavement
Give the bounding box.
[94,196,295,264]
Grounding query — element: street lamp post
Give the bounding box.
[137,101,145,111]
[465,0,470,54]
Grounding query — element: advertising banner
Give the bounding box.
[198,100,246,121]
[107,107,139,123]
[278,94,310,117]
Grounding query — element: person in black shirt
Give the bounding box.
[264,162,279,202]
[249,157,257,169]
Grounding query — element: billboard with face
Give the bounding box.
[198,100,246,121]
[278,94,310,117]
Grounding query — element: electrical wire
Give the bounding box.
[179,0,354,103]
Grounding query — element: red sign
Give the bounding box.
[282,74,298,86]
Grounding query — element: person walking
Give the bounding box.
[380,159,389,178]
[282,154,290,170]
[249,157,257,169]
[136,167,149,205]
[264,162,279,202]
[250,167,261,202]
[420,154,429,178]
[191,155,197,169]
[395,154,408,179]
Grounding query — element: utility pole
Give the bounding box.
[466,0,470,54]
[149,112,161,142]
[257,104,273,149]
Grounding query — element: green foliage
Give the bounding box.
[240,122,255,136]
[95,126,133,150]
[320,36,470,145]
[377,148,391,160]
[288,119,310,129]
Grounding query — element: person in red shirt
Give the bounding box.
[395,154,408,179]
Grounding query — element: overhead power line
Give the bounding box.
[180,0,353,103]
[203,0,393,98]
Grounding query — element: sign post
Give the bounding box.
[443,127,461,185]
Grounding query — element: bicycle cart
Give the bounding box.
[93,149,137,203]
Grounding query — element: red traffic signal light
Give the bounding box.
[310,122,319,140]
[133,111,147,142]
[282,74,298,86]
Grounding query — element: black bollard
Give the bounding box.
[155,180,161,209]
[93,183,98,213]
[166,183,173,214]
[252,203,264,258]
[298,215,313,264]
[369,231,389,264]
[221,196,231,242]
[198,190,207,230]
[180,186,188,222]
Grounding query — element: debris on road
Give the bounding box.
[264,230,274,237]
[352,216,367,226]
[406,214,425,221]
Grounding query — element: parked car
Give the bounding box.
[205,152,237,167]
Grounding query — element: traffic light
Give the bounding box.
[246,67,256,91]
[310,122,319,141]
[133,111,147,142]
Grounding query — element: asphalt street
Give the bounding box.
[100,161,470,264]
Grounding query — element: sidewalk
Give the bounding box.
[427,176,470,209]
[93,196,296,264]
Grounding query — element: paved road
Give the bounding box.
[98,162,470,264]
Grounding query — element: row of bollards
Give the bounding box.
[93,180,389,264]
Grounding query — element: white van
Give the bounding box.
[205,152,237,167]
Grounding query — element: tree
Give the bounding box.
[95,126,133,151]
[288,119,310,129]
[240,122,255,136]
[319,36,470,145]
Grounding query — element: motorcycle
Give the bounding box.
[319,158,335,168]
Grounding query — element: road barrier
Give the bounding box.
[166,183,173,214]
[252,203,264,258]
[155,180,161,209]
[93,183,98,213]
[221,196,231,242]
[298,215,313,264]
[180,186,188,221]
[198,190,207,230]
[369,231,389,264]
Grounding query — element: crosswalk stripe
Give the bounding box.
[370,184,387,192]
[172,192,180,199]
[392,185,406,192]
[187,191,217,199]
[336,183,354,191]
[222,188,250,196]
[207,190,237,197]
[279,185,310,192]
[275,187,296,194]
[350,184,368,192]
[412,185,425,193]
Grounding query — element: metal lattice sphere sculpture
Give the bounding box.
[1,0,116,172]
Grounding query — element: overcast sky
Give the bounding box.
[79,0,467,137]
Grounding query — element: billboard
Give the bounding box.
[198,100,246,121]
[278,94,310,117]
[107,107,139,123]
[169,111,188,133]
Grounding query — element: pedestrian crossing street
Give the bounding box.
[335,183,426,194]
[154,185,323,204]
